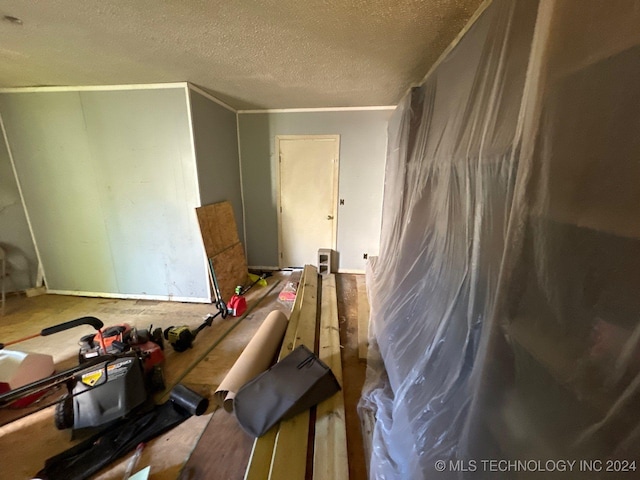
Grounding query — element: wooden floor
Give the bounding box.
[0,272,367,480]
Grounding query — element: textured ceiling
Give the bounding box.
[0,0,483,109]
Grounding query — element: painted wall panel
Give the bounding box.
[189,91,244,244]
[0,120,38,291]
[238,110,392,271]
[0,88,209,300]
[79,89,207,299]
[0,92,118,292]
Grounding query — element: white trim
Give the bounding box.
[0,111,48,288]
[248,266,282,271]
[184,86,214,304]
[238,106,396,114]
[185,86,201,207]
[236,112,248,256]
[46,289,210,303]
[275,135,340,269]
[275,136,283,268]
[338,269,365,274]
[187,83,236,113]
[0,82,189,94]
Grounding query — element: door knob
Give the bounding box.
[327,215,334,220]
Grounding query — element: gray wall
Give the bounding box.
[0,88,209,300]
[189,91,244,243]
[238,110,392,271]
[0,125,38,291]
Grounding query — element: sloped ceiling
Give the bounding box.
[0,0,483,109]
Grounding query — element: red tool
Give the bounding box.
[227,286,248,317]
[227,273,269,317]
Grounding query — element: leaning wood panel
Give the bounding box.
[356,275,370,360]
[214,201,241,254]
[196,203,222,257]
[211,243,249,301]
[268,268,318,480]
[196,201,240,258]
[245,265,317,480]
[313,274,348,480]
[196,201,248,301]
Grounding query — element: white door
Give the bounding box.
[277,135,339,268]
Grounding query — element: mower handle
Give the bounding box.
[41,316,105,336]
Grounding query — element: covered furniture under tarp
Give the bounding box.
[360,0,640,478]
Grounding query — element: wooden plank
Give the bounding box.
[268,268,318,480]
[244,265,317,480]
[356,275,370,360]
[313,274,348,480]
[335,275,368,480]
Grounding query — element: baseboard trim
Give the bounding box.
[46,290,211,303]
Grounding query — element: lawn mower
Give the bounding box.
[0,316,166,432]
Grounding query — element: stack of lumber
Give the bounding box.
[244,265,349,480]
[196,201,248,301]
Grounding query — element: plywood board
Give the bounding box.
[196,201,240,258]
[196,201,248,302]
[211,242,249,302]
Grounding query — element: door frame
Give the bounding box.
[275,134,340,268]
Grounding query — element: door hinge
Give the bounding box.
[280,252,283,259]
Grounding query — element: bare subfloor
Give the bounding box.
[0,272,367,480]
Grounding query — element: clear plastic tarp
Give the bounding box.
[359,0,640,478]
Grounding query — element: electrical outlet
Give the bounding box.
[363,253,368,260]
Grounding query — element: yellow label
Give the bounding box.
[81,370,103,387]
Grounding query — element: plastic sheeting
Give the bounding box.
[359,0,640,478]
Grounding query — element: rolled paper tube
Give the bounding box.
[214,310,288,412]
